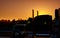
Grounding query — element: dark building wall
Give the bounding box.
[54,9,60,38]
[55,9,59,19]
[34,15,52,33]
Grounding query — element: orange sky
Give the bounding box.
[0,0,60,20]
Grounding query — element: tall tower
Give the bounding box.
[55,8,60,38]
[58,8,60,19]
[58,8,60,38]
[32,9,34,21]
[55,9,59,19]
[37,10,39,16]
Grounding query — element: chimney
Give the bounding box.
[37,10,39,16]
[32,9,34,21]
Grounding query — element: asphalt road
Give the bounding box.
[0,37,11,38]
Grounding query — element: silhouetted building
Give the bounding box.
[55,9,59,19]
[25,18,33,31]
[34,15,52,34]
[54,9,59,26]
[55,8,60,22]
[52,8,60,38]
[58,8,60,21]
[54,8,60,27]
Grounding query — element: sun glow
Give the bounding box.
[39,9,50,15]
[34,9,54,20]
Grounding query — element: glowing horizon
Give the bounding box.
[0,0,60,20]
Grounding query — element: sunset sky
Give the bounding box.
[0,0,60,20]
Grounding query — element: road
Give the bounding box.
[0,37,10,38]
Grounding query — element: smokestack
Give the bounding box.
[32,9,34,21]
[37,10,39,16]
